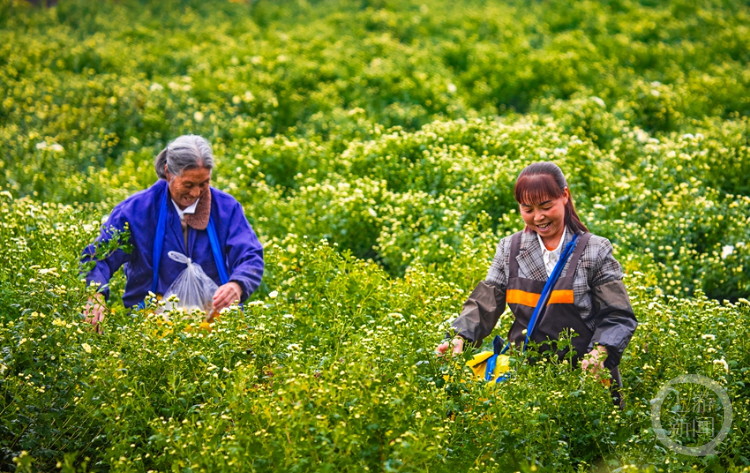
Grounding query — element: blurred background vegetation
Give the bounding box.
[2,0,749,300]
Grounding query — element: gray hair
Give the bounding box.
[155,134,215,180]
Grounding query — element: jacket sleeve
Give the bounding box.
[225,201,264,302]
[80,205,134,301]
[587,238,638,369]
[449,237,508,347]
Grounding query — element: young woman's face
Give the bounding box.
[519,187,569,238]
[166,166,211,209]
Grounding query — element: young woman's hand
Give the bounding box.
[436,337,464,357]
[582,345,610,385]
[83,293,106,334]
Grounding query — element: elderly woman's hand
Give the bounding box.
[83,293,106,334]
[213,282,242,314]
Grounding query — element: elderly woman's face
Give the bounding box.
[166,166,211,209]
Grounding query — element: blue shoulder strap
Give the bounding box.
[207,214,241,311]
[138,188,169,309]
[207,215,229,285]
[151,188,169,295]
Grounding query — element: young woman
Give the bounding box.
[437,162,637,403]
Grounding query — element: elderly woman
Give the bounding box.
[437,162,637,406]
[82,135,264,329]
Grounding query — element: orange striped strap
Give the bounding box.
[507,289,574,307]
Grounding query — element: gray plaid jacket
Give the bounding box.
[451,225,637,368]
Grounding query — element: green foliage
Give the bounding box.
[2,0,750,471]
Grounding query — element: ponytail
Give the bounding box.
[563,190,588,234]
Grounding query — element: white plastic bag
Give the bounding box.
[162,251,218,319]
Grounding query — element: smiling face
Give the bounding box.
[519,187,570,246]
[165,166,211,209]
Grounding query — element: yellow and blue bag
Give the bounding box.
[465,335,512,384]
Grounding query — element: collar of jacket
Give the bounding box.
[516,224,580,280]
[182,188,211,230]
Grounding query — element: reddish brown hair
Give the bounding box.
[513,162,588,234]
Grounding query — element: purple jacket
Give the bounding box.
[82,180,264,308]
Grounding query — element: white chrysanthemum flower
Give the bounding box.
[721,245,734,259]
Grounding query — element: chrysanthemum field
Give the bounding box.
[2,0,750,471]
